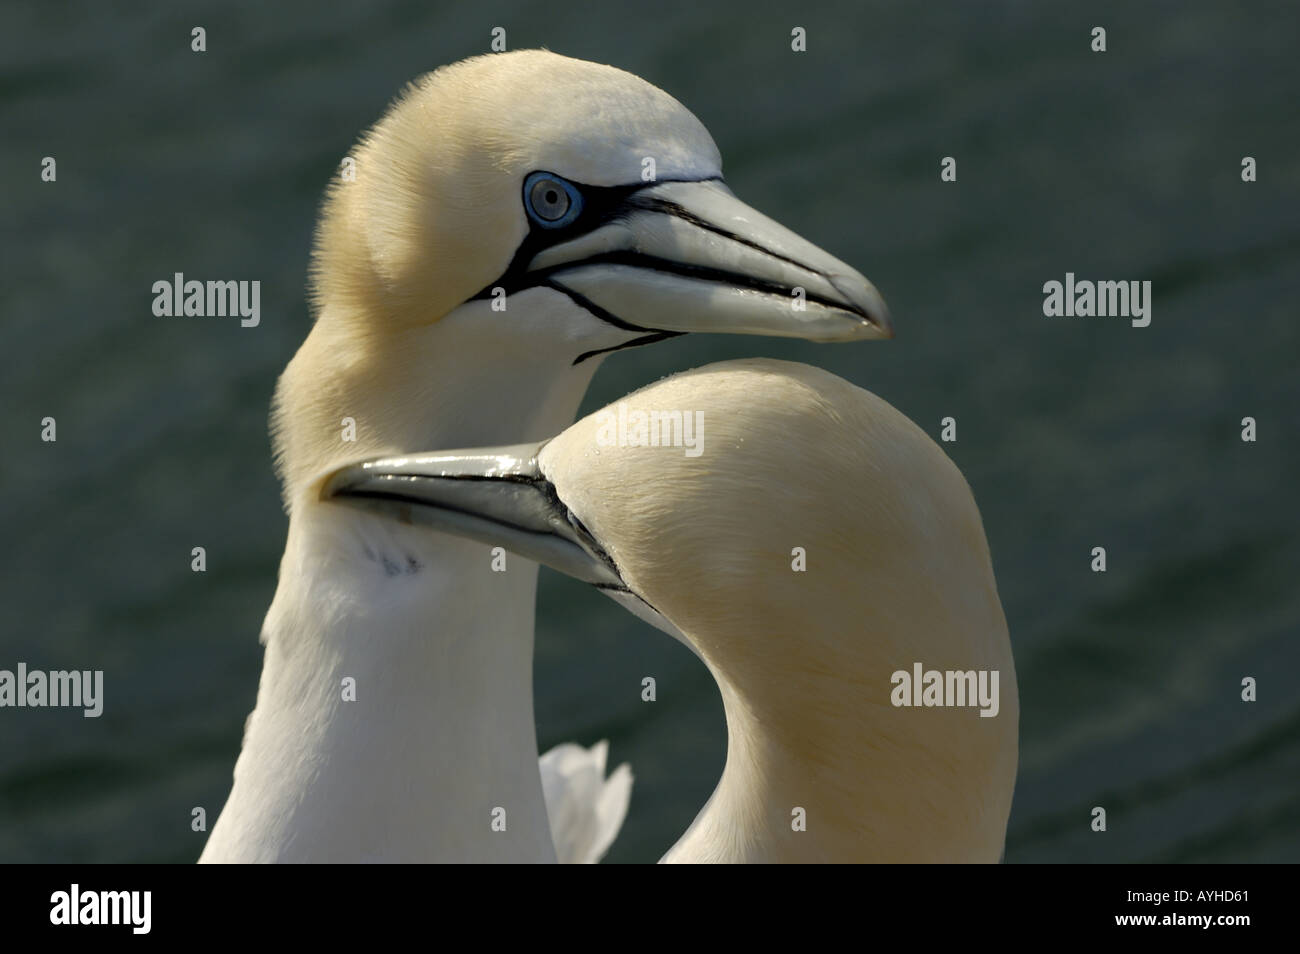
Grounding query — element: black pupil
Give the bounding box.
[545,189,559,204]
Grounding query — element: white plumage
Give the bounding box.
[540,741,633,864]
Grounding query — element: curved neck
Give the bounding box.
[661,675,852,864]
[662,651,1018,864]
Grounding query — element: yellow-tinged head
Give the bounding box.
[310,50,721,328]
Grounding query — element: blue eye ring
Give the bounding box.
[523,171,583,229]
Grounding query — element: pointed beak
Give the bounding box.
[319,444,626,590]
[524,179,892,344]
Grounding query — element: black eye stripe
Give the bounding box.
[470,173,723,303]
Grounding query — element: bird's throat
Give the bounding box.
[202,505,557,862]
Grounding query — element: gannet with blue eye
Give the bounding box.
[323,359,1018,863]
[200,52,892,863]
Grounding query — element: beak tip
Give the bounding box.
[828,273,892,340]
[872,308,895,339]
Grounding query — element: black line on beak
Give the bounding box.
[541,250,866,318]
[543,280,655,334]
[572,330,685,366]
[622,193,822,277]
[469,175,725,304]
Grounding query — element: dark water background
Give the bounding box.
[1,0,1297,862]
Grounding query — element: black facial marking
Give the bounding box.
[468,173,725,351]
[624,192,818,275]
[466,173,867,364]
[541,279,655,334]
[572,330,684,366]
[470,177,658,301]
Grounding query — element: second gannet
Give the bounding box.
[324,359,1018,863]
[202,51,891,863]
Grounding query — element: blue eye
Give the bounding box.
[524,172,582,228]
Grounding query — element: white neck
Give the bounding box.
[203,509,556,861]
[202,295,604,862]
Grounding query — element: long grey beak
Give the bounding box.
[524,179,891,344]
[320,444,625,590]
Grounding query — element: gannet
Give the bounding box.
[323,359,1018,863]
[202,52,891,863]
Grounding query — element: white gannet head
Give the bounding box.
[321,359,1018,862]
[276,52,891,508]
